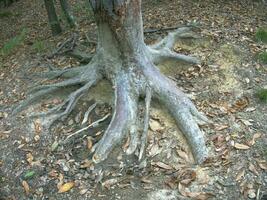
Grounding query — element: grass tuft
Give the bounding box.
[0,28,27,56]
[256,88,267,103]
[255,28,267,43]
[257,51,267,64]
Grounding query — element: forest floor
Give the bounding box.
[0,0,267,199]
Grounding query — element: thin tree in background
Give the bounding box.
[59,0,76,28]
[44,0,62,35]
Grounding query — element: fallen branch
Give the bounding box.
[63,113,110,144]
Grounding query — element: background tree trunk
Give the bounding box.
[44,0,62,36]
[59,0,76,28]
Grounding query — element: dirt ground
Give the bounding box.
[0,0,267,199]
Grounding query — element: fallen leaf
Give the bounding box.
[149,119,163,131]
[80,159,92,169]
[34,119,42,135]
[26,153,34,165]
[86,136,93,151]
[236,169,245,181]
[248,133,261,146]
[22,180,30,195]
[258,162,267,171]
[102,178,118,189]
[248,163,258,175]
[153,161,173,170]
[122,136,130,151]
[176,149,190,162]
[141,177,152,184]
[234,143,250,150]
[79,188,88,195]
[214,125,229,131]
[58,182,75,193]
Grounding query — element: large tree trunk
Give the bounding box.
[15,0,209,164]
[44,0,62,35]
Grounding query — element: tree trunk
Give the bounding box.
[16,0,209,165]
[44,0,62,36]
[59,0,76,28]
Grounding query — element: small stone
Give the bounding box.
[247,189,256,199]
[68,119,74,126]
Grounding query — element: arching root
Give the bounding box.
[13,62,101,127]
[148,27,200,65]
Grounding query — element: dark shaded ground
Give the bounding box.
[0,0,267,199]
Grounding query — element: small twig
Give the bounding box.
[85,34,97,45]
[144,25,198,34]
[139,87,152,161]
[81,103,97,125]
[63,113,110,144]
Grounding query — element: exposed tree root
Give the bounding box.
[15,28,209,165]
[139,87,152,161]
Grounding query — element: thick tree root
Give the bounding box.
[15,28,208,165]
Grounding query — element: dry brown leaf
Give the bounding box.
[58,182,75,193]
[26,153,34,165]
[165,178,177,189]
[176,149,189,162]
[249,163,259,176]
[148,143,162,157]
[86,136,93,151]
[214,125,229,131]
[79,188,88,195]
[80,159,92,169]
[149,119,163,132]
[236,169,245,181]
[122,136,130,151]
[22,180,30,195]
[102,178,118,189]
[153,161,173,170]
[258,162,267,171]
[34,119,42,135]
[141,177,152,184]
[234,143,250,150]
[248,133,261,146]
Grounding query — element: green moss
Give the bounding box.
[256,88,267,103]
[255,28,267,43]
[257,51,267,64]
[0,28,27,56]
